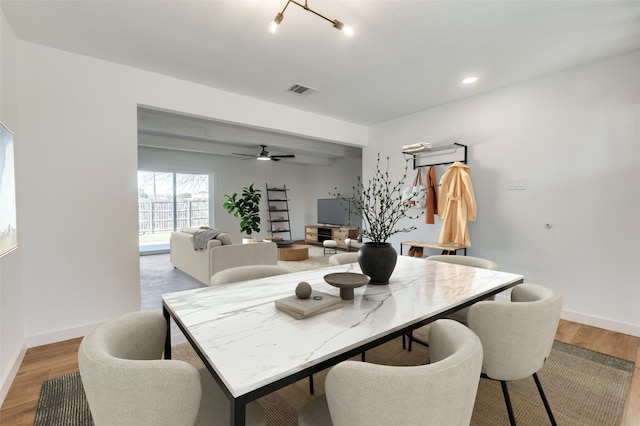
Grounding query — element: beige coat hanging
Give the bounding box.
[437,162,477,246]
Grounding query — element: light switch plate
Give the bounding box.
[507,178,526,190]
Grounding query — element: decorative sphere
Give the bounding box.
[295,281,312,299]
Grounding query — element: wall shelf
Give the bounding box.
[404,143,467,169]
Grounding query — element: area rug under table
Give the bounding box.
[34,339,634,426]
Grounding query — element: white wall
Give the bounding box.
[138,147,362,242]
[0,40,367,397]
[14,41,366,345]
[0,8,24,403]
[368,50,640,336]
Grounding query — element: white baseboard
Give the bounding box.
[493,293,640,337]
[561,309,640,338]
[1,320,113,406]
[0,338,27,407]
[26,320,103,348]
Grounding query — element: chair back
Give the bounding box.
[324,319,483,425]
[467,283,563,381]
[328,253,359,266]
[427,255,498,323]
[427,255,498,270]
[210,264,291,285]
[78,311,202,426]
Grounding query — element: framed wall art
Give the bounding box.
[0,121,17,258]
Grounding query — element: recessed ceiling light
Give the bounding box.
[462,77,478,84]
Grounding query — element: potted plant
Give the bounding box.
[333,154,423,283]
[223,183,262,244]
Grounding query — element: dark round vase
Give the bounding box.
[357,242,398,285]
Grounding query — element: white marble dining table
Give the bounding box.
[162,256,524,425]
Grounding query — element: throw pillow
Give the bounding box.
[215,233,233,245]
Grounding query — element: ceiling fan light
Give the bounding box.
[257,156,271,161]
[332,19,344,31]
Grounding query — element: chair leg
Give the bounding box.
[500,381,517,426]
[408,330,429,351]
[533,373,557,426]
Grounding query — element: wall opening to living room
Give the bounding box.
[137,106,364,246]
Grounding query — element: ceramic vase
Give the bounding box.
[357,242,397,285]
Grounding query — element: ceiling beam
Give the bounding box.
[138,134,338,166]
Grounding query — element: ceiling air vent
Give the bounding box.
[287,83,317,96]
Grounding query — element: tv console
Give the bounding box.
[305,225,358,251]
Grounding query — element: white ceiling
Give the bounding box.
[137,106,363,165]
[3,0,640,162]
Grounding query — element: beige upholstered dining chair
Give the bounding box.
[209,264,291,285]
[78,310,266,426]
[404,254,499,351]
[426,254,498,270]
[467,283,563,425]
[427,254,499,324]
[298,319,483,426]
[328,252,359,266]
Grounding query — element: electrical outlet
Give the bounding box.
[507,178,526,190]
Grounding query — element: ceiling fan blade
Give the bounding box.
[234,146,294,162]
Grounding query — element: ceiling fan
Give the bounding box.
[232,145,295,161]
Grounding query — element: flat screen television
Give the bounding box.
[317,198,361,228]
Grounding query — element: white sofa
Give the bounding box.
[170,229,278,285]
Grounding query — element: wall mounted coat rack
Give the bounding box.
[403,143,467,169]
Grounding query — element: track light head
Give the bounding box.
[269,12,284,34]
[332,19,354,37]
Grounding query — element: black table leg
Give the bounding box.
[163,306,172,359]
[230,399,246,426]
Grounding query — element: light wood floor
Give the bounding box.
[1,319,638,425]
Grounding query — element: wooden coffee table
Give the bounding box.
[277,244,309,261]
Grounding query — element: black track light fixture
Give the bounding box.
[269,0,353,37]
